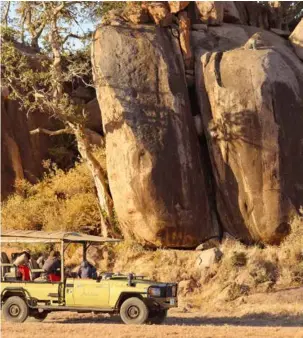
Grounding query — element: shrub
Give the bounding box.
[227,282,250,301]
[1,160,101,234]
[230,251,247,267]
[249,259,279,284]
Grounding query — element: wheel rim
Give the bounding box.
[127,305,140,319]
[9,304,21,317]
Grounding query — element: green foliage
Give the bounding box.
[1,160,101,233]
[96,1,127,18]
[0,25,19,41]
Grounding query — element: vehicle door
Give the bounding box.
[70,278,110,308]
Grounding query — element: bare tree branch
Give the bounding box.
[30,127,73,136]
[62,33,86,45]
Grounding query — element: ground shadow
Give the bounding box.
[55,312,303,327]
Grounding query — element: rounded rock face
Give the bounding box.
[196,45,303,244]
[92,25,217,248]
[289,18,303,61]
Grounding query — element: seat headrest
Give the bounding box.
[1,252,10,264]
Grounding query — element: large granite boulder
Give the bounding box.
[195,38,303,244]
[92,25,217,247]
[1,98,40,199]
[289,18,303,61]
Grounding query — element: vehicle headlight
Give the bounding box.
[148,287,161,297]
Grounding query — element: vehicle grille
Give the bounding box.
[166,284,177,297]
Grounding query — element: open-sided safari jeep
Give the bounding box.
[0,231,177,324]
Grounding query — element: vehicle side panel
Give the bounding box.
[1,282,60,303]
[66,278,110,307]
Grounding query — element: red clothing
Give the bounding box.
[18,265,30,281]
[48,273,61,282]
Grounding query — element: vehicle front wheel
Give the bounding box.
[147,309,167,325]
[120,297,149,325]
[2,296,29,323]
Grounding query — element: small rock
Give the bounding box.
[196,237,220,251]
[195,248,223,268]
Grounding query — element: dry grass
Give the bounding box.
[1,159,101,233]
[95,217,303,310]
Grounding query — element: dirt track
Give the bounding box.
[2,288,303,338]
[2,308,303,338]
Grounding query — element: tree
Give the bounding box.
[1,1,118,237]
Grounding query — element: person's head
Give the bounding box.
[23,249,31,260]
[49,250,60,260]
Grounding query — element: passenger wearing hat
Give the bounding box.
[13,249,31,281]
[13,249,31,267]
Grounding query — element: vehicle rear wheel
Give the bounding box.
[120,297,149,325]
[2,296,29,323]
[27,310,49,322]
[147,309,167,325]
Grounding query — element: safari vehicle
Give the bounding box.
[0,230,177,325]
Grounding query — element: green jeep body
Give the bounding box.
[0,231,178,324]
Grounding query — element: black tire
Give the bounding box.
[120,297,149,325]
[147,309,167,325]
[27,310,49,322]
[2,296,29,323]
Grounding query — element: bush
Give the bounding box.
[230,251,247,267]
[249,259,279,284]
[1,160,101,233]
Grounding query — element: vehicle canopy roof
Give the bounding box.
[0,230,121,244]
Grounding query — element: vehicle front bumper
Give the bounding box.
[146,296,178,309]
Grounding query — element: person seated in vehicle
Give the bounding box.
[78,260,97,279]
[13,249,31,266]
[36,252,47,269]
[42,250,61,281]
[13,249,31,281]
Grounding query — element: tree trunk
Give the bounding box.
[72,125,116,237]
[4,2,10,27]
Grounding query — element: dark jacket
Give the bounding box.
[78,261,97,279]
[43,257,61,274]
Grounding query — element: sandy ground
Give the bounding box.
[2,288,303,338]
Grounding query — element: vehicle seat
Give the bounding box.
[101,272,114,280]
[29,258,41,280]
[1,252,17,281]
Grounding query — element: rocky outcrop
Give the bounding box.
[223,2,241,24]
[1,97,40,199]
[142,2,172,26]
[195,37,303,244]
[84,98,103,134]
[168,1,190,14]
[92,25,217,247]
[195,1,224,26]
[289,19,303,61]
[178,11,193,69]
